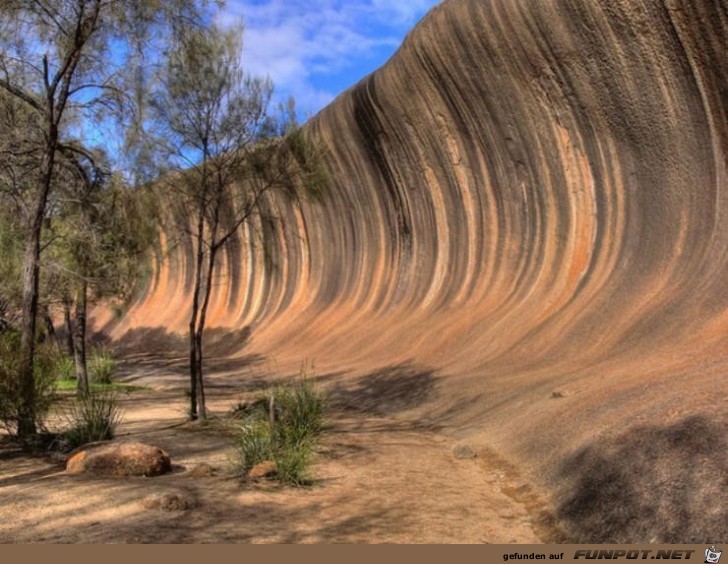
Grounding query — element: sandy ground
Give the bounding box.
[0,365,560,544]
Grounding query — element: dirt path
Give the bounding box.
[0,387,556,543]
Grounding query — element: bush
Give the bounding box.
[54,355,76,381]
[60,391,122,450]
[233,419,272,473]
[88,347,117,384]
[272,378,325,445]
[272,438,314,486]
[0,331,58,436]
[231,375,325,486]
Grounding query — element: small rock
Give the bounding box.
[248,460,276,480]
[453,444,477,460]
[66,442,172,477]
[142,491,198,511]
[187,463,216,478]
[551,390,568,398]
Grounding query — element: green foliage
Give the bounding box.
[231,375,325,486]
[154,22,272,168]
[88,347,117,384]
[283,127,328,202]
[54,379,145,394]
[42,180,158,312]
[0,213,23,328]
[272,439,314,487]
[271,377,325,446]
[233,419,273,473]
[54,355,76,381]
[0,331,58,436]
[0,0,218,437]
[60,391,122,451]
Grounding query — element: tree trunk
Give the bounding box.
[73,281,89,399]
[195,331,206,419]
[194,232,219,421]
[188,322,198,420]
[63,298,75,356]
[18,238,40,438]
[188,234,204,420]
[17,133,58,438]
[40,304,56,344]
[188,233,205,420]
[188,164,210,421]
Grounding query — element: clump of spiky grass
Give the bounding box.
[88,347,117,384]
[54,355,76,381]
[231,370,325,486]
[60,391,122,450]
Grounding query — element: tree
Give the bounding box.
[2,78,154,399]
[153,24,325,420]
[42,170,156,398]
[0,212,23,333]
[0,0,211,437]
[0,88,42,334]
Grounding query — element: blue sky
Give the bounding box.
[217,0,441,118]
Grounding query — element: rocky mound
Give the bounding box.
[66,442,172,477]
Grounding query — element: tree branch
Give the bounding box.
[29,0,70,37]
[0,78,44,112]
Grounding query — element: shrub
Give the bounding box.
[272,438,314,486]
[231,375,325,485]
[0,331,58,436]
[233,419,272,473]
[61,391,122,450]
[54,355,76,381]
[88,347,117,384]
[272,377,325,445]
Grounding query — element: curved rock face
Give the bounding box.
[108,0,727,541]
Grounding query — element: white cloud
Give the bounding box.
[219,0,440,117]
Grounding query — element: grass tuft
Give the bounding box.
[54,355,76,381]
[60,391,122,451]
[231,370,325,486]
[88,348,117,384]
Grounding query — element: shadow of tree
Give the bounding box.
[0,445,56,491]
[0,435,415,543]
[105,493,412,544]
[326,362,438,417]
[556,415,728,544]
[113,326,253,357]
[110,326,264,379]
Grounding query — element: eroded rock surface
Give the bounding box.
[102,0,728,542]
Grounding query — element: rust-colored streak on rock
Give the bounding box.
[106,0,728,540]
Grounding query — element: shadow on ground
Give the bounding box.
[110,326,264,382]
[556,415,728,543]
[325,362,438,417]
[116,493,412,544]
